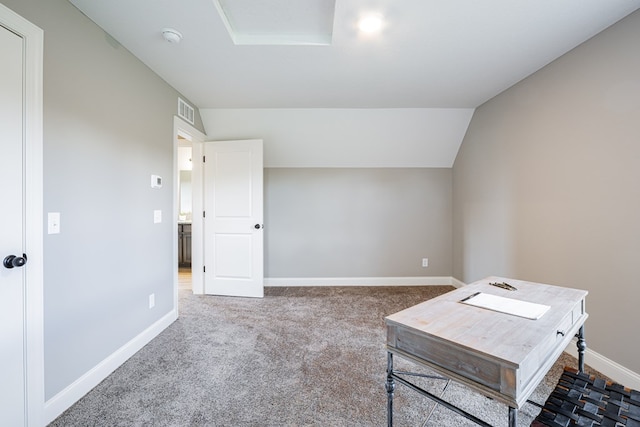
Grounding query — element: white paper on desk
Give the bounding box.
[460,293,550,320]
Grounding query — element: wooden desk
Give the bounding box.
[385,276,588,426]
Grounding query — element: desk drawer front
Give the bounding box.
[390,326,502,392]
[534,300,585,366]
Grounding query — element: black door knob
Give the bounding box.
[254,224,262,229]
[3,254,27,269]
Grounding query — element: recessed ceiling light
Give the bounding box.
[161,28,183,44]
[358,14,383,33]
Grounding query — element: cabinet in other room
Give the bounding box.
[178,223,191,267]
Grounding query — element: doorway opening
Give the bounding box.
[177,142,192,291]
[174,115,206,299]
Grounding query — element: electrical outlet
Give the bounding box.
[149,294,155,309]
[422,258,429,268]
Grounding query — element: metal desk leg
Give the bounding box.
[509,407,517,427]
[576,325,586,373]
[386,352,395,427]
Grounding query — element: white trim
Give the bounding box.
[0,4,45,427]
[563,339,640,390]
[584,348,640,390]
[451,277,466,288]
[43,310,177,424]
[265,276,459,287]
[212,0,237,44]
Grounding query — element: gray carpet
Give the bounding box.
[49,286,595,426]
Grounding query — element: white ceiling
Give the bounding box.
[68,0,640,109]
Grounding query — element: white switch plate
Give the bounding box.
[149,294,155,309]
[153,210,162,223]
[48,212,61,234]
[422,258,429,267]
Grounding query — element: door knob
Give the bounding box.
[3,254,27,269]
[254,224,263,229]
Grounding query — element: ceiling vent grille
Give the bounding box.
[178,98,195,124]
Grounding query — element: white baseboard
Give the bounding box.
[578,346,640,390]
[265,276,460,287]
[44,310,177,424]
[451,277,466,288]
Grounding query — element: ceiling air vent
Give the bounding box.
[178,98,195,125]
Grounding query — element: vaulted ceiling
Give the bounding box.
[68,0,640,109]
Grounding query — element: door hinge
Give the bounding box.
[203,266,206,273]
[203,211,206,218]
[203,155,206,163]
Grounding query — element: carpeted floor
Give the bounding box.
[48,286,595,426]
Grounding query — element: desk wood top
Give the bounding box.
[386,276,587,366]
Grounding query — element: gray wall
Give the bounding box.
[200,109,458,281]
[453,11,640,373]
[265,168,452,278]
[2,0,204,400]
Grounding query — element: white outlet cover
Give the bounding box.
[153,210,162,223]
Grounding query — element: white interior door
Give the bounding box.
[203,139,264,297]
[0,22,27,426]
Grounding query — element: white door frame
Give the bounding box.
[0,4,44,426]
[173,116,206,301]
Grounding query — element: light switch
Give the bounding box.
[48,212,60,234]
[153,210,162,224]
[151,175,162,188]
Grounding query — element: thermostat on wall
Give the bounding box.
[151,175,163,188]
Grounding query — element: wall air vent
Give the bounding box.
[178,98,195,125]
